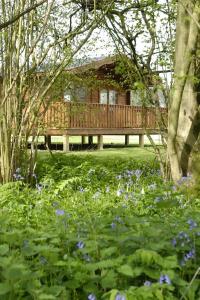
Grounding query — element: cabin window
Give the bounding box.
[64,86,87,102]
[131,88,166,107]
[64,90,72,102]
[100,89,117,105]
[74,87,87,102]
[100,89,108,104]
[130,90,143,106]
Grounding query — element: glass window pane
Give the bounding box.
[74,87,87,102]
[64,90,71,102]
[130,90,142,106]
[100,89,108,104]
[108,90,117,105]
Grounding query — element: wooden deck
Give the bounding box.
[40,102,167,135]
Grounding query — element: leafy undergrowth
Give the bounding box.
[0,153,199,299]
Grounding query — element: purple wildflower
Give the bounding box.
[55,209,65,216]
[117,189,123,197]
[135,169,142,179]
[111,222,116,229]
[187,219,197,230]
[115,293,126,300]
[184,249,195,262]
[88,294,96,300]
[40,256,48,265]
[92,191,101,200]
[83,253,91,262]
[76,241,84,249]
[36,183,43,192]
[159,274,171,284]
[172,238,177,247]
[144,280,152,286]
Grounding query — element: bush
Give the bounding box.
[0,153,199,299]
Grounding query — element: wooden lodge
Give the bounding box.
[40,56,167,151]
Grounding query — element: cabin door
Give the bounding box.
[100,89,118,128]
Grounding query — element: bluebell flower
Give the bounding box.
[115,216,123,224]
[187,219,197,230]
[124,193,129,200]
[55,209,65,216]
[92,191,101,200]
[36,183,43,192]
[88,169,95,175]
[22,240,29,248]
[178,231,190,242]
[83,253,91,262]
[171,185,176,191]
[135,169,142,179]
[40,256,48,265]
[144,280,152,286]
[154,196,162,203]
[171,238,177,247]
[127,179,133,187]
[148,183,157,190]
[178,176,192,185]
[122,204,127,208]
[184,249,195,262]
[111,222,116,229]
[180,259,185,266]
[76,241,84,249]
[79,187,85,192]
[159,274,171,284]
[116,189,123,197]
[13,173,24,181]
[116,174,122,180]
[88,294,96,300]
[16,168,21,173]
[115,293,126,300]
[106,186,110,193]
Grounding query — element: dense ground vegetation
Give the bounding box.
[0,149,199,299]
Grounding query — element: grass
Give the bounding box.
[37,146,157,164]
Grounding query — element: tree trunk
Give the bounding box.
[168,0,200,182]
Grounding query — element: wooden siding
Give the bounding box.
[40,102,167,133]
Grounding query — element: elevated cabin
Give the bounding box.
[40,56,167,151]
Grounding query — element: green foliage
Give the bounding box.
[0,153,199,299]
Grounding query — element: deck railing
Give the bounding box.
[42,102,167,130]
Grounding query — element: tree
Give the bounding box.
[102,0,200,182]
[168,0,200,181]
[101,0,174,177]
[0,0,114,183]
[0,0,47,30]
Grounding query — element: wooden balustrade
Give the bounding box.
[41,102,167,130]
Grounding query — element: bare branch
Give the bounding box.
[0,0,47,30]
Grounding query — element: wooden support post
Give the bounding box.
[125,135,130,146]
[63,134,70,152]
[139,134,144,147]
[81,135,87,145]
[97,135,103,150]
[44,135,51,149]
[88,135,93,145]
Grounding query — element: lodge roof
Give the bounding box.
[68,55,121,74]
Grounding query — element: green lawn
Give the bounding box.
[38,145,157,162]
